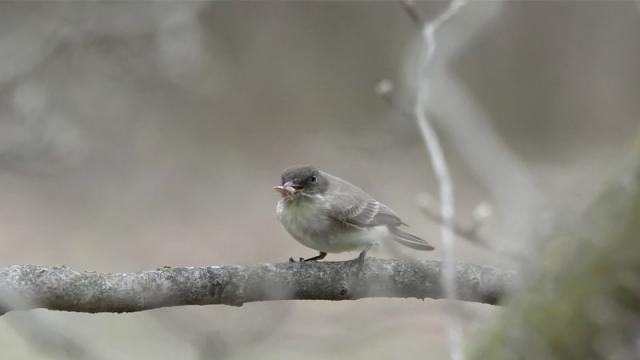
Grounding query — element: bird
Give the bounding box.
[274,165,434,267]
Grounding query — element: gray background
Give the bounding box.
[0,2,638,359]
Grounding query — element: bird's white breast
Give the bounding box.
[276,195,384,253]
[276,196,330,246]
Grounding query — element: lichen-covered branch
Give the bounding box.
[0,259,515,314]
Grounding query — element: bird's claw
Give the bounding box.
[356,257,366,275]
[353,246,370,276]
[288,257,305,263]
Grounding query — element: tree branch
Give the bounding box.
[0,259,515,314]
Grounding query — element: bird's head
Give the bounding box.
[274,165,328,199]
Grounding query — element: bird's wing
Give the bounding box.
[324,172,404,228]
[338,200,404,227]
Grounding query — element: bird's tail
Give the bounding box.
[388,227,435,251]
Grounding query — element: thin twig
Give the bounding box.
[418,204,489,246]
[401,1,469,360]
[400,0,425,28]
[418,203,526,262]
[379,84,528,264]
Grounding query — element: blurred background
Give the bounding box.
[0,1,638,359]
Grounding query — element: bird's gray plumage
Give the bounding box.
[275,166,434,259]
[323,172,404,227]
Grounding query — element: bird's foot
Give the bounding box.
[288,257,305,263]
[356,254,366,274]
[353,246,371,275]
[290,252,327,263]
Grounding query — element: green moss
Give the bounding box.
[471,165,640,359]
[157,266,177,280]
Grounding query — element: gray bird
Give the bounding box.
[274,165,434,265]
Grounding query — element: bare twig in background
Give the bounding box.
[408,0,548,256]
[416,193,525,261]
[378,82,528,264]
[417,193,490,246]
[378,83,502,255]
[377,84,492,248]
[0,260,516,314]
[400,1,469,359]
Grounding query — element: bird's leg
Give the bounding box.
[289,252,327,263]
[304,252,327,262]
[354,245,372,273]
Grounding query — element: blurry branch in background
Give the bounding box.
[387,1,468,359]
[416,192,525,261]
[417,192,491,245]
[373,77,515,258]
[407,0,547,254]
[0,259,516,315]
[377,82,496,252]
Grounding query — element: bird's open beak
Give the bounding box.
[273,185,293,196]
[273,180,299,197]
[274,180,299,197]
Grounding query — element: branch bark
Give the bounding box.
[0,259,515,314]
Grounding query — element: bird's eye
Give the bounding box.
[311,175,317,183]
